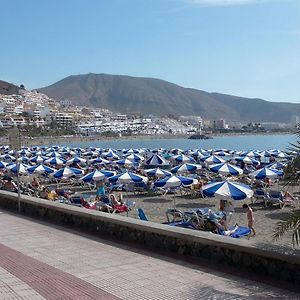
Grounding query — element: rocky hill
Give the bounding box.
[38,73,300,122]
[0,80,20,95]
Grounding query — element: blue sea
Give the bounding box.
[61,134,297,151]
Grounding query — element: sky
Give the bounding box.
[1,0,300,102]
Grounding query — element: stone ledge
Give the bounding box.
[0,191,299,285]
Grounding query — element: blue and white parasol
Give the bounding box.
[144,168,172,178]
[145,154,169,167]
[201,155,225,165]
[53,166,84,179]
[27,164,56,175]
[154,175,194,188]
[202,181,253,200]
[45,157,66,166]
[7,163,29,175]
[171,163,202,174]
[109,171,148,184]
[249,167,284,180]
[209,163,243,176]
[66,157,87,165]
[80,169,116,182]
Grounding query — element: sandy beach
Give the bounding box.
[120,187,299,250]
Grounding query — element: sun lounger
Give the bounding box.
[266,190,284,208]
[218,225,251,238]
[137,208,148,221]
[252,188,268,204]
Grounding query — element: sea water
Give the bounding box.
[61,134,296,151]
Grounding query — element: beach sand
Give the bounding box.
[120,190,299,250]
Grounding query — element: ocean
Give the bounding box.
[61,134,297,151]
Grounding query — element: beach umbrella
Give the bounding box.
[209,163,243,176]
[46,151,61,158]
[170,148,184,155]
[154,175,195,210]
[80,169,116,182]
[30,155,47,164]
[202,180,253,200]
[259,150,272,157]
[115,158,134,167]
[0,161,8,169]
[27,164,56,175]
[7,163,29,175]
[267,162,286,170]
[45,157,66,166]
[66,157,87,165]
[109,171,148,184]
[201,155,225,165]
[214,150,230,157]
[171,163,202,174]
[88,157,110,165]
[145,154,169,167]
[234,156,260,166]
[144,168,172,178]
[125,153,145,162]
[53,166,84,179]
[154,175,194,188]
[18,149,31,156]
[102,150,120,160]
[249,167,284,180]
[0,154,16,162]
[171,154,194,163]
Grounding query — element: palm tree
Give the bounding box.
[273,130,300,247]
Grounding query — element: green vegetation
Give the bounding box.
[21,123,76,137]
[273,131,300,247]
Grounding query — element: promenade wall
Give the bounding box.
[0,191,299,285]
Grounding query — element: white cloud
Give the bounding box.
[185,0,280,6]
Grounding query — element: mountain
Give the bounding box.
[38,73,300,122]
[0,80,20,95]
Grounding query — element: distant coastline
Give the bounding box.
[0,131,294,147]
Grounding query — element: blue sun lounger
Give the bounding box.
[218,226,251,238]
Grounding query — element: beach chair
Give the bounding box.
[266,190,284,208]
[252,188,268,205]
[137,208,148,221]
[218,225,251,239]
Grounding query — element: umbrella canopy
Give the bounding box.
[145,154,169,167]
[0,154,16,162]
[154,175,194,188]
[202,181,253,200]
[27,164,56,175]
[249,167,284,180]
[45,157,66,166]
[30,155,47,164]
[201,155,225,165]
[102,150,119,160]
[66,157,87,165]
[7,163,29,175]
[171,154,194,163]
[125,153,145,162]
[88,157,110,165]
[209,163,243,176]
[171,163,202,174]
[0,161,8,169]
[80,169,116,182]
[115,158,133,167]
[267,162,286,170]
[109,171,148,184]
[144,168,172,178]
[234,156,260,166]
[53,166,84,179]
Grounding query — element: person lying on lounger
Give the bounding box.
[215,216,238,236]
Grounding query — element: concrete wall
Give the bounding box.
[0,191,299,285]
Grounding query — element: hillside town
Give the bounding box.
[0,89,297,137]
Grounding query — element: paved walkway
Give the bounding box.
[0,210,299,300]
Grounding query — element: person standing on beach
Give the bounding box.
[242,204,256,236]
